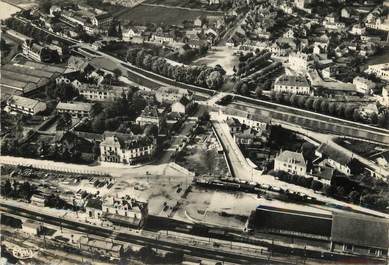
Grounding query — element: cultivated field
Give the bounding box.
[116,4,222,25]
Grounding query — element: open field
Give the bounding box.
[193,46,239,76]
[116,4,222,25]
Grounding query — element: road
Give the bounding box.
[0,155,191,179]
[0,200,292,265]
[210,112,389,219]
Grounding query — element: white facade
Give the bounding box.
[274,75,310,95]
[288,52,312,73]
[353,76,375,94]
[350,25,366,35]
[274,150,307,175]
[366,63,389,81]
[99,132,156,164]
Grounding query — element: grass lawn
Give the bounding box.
[116,4,222,25]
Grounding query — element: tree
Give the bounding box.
[348,190,360,204]
[200,111,210,123]
[206,71,223,90]
[274,91,283,103]
[2,180,13,197]
[135,49,146,67]
[255,87,263,98]
[378,110,389,129]
[56,113,72,131]
[296,95,306,108]
[335,103,345,117]
[304,97,314,110]
[239,82,250,95]
[282,93,291,104]
[328,102,336,115]
[344,104,356,120]
[39,0,52,14]
[91,114,105,133]
[312,98,323,112]
[320,100,329,113]
[352,109,361,122]
[142,54,153,70]
[289,94,297,106]
[311,180,323,191]
[113,68,122,80]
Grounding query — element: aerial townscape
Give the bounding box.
[1,0,389,264]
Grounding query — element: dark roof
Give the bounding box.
[254,205,332,237]
[85,198,102,210]
[331,212,389,249]
[102,131,154,149]
[316,144,351,165]
[312,166,334,181]
[95,13,112,20]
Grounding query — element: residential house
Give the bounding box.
[366,63,389,81]
[56,102,94,118]
[49,5,61,17]
[274,150,307,176]
[92,13,113,29]
[7,95,46,115]
[340,7,352,18]
[52,131,95,161]
[194,17,203,27]
[136,105,164,130]
[233,127,266,146]
[353,76,375,94]
[152,32,176,44]
[78,83,129,101]
[102,195,148,228]
[350,24,366,35]
[23,43,48,62]
[122,27,144,42]
[85,198,103,219]
[99,131,156,164]
[309,165,334,185]
[315,143,352,176]
[30,194,46,207]
[274,75,311,95]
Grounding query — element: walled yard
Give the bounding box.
[175,122,230,178]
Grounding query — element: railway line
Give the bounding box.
[0,202,290,265]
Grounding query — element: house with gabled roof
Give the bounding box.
[315,143,352,176]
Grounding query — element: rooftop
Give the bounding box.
[276,150,306,167]
[275,75,310,88]
[7,95,43,110]
[316,143,351,165]
[331,212,389,249]
[56,102,94,112]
